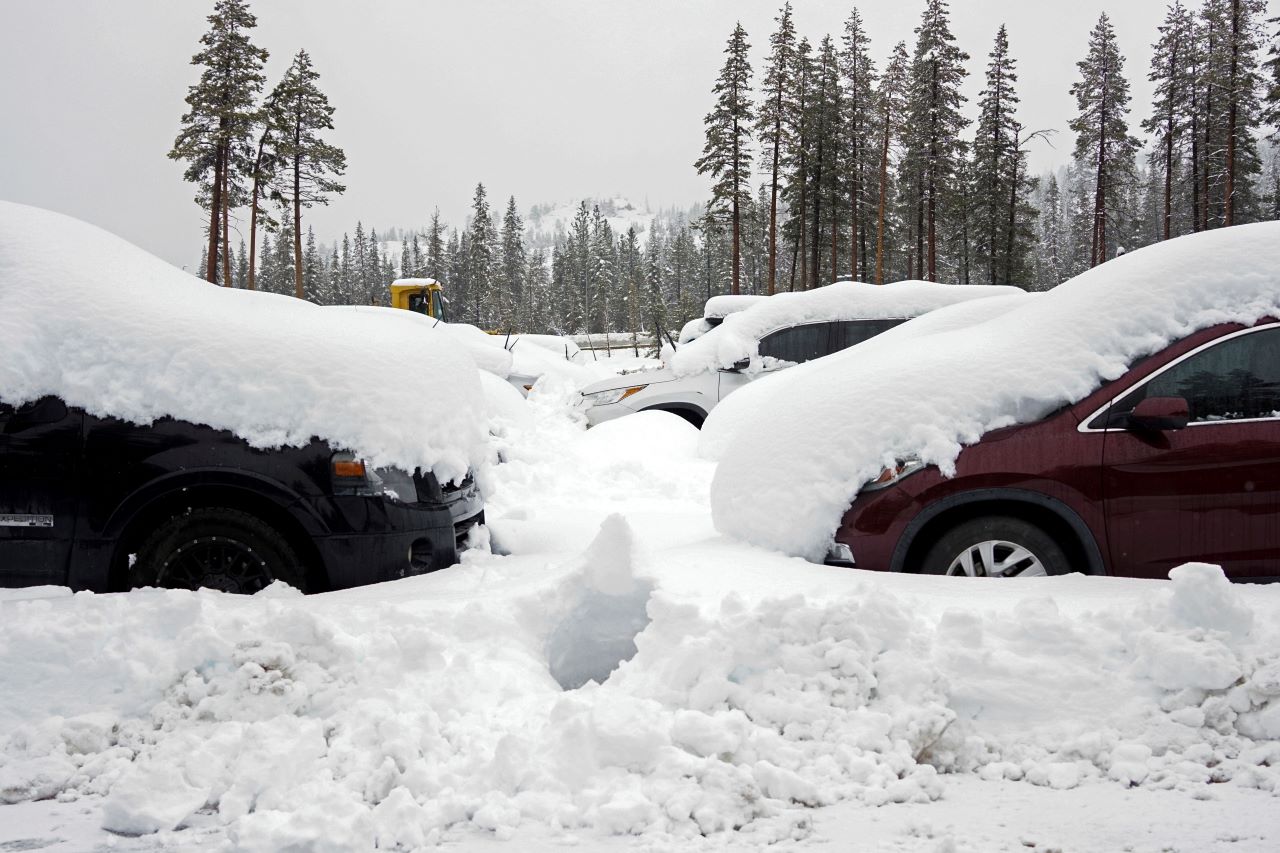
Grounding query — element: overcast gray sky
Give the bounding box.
[1,1,1183,268]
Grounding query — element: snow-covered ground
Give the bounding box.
[2,380,1278,852]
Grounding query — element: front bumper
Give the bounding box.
[301,487,485,590]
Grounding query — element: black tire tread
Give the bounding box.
[131,507,307,593]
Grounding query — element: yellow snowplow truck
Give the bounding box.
[390,278,446,320]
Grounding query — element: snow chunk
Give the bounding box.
[711,225,1280,558]
[0,202,487,478]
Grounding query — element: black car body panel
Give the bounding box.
[0,396,483,592]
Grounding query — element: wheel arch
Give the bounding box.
[637,404,708,428]
[891,489,1106,576]
[106,476,329,592]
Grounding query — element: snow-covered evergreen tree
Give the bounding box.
[696,22,754,295]
[1070,13,1139,267]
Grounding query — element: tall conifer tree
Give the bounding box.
[696,23,754,295]
[1070,13,1138,266]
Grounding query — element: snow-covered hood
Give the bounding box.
[0,201,488,481]
[581,365,678,396]
[669,280,1021,378]
[711,223,1280,560]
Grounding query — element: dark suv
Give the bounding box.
[0,396,484,593]
[832,319,1280,581]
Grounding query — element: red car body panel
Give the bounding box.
[833,320,1280,580]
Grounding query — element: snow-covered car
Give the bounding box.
[0,201,489,593]
[579,280,1021,428]
[677,293,768,344]
[708,222,1280,568]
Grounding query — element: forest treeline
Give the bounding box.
[178,0,1280,337]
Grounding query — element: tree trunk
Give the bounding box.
[767,83,783,296]
[293,115,305,300]
[730,108,742,295]
[875,108,889,284]
[246,130,269,291]
[926,61,938,282]
[206,137,224,284]
[221,155,232,288]
[1225,0,1239,227]
[811,134,823,289]
[1004,141,1019,284]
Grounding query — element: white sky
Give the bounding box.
[0,1,1201,268]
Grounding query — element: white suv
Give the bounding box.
[578,281,1020,427]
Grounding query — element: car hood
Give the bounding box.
[581,365,680,395]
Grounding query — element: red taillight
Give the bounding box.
[332,457,367,479]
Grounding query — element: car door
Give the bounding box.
[1097,325,1280,579]
[829,319,906,353]
[719,322,834,402]
[0,396,83,584]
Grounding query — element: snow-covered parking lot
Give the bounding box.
[3,383,1279,852]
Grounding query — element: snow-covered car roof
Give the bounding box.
[703,294,766,320]
[327,306,513,378]
[710,223,1280,560]
[0,202,487,481]
[669,280,1022,378]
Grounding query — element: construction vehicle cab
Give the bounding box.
[391,278,446,320]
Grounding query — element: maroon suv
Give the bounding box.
[832,318,1280,581]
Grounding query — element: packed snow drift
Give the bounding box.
[710,223,1280,560]
[0,202,488,480]
[668,280,1021,378]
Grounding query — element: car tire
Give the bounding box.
[921,515,1070,578]
[131,507,307,594]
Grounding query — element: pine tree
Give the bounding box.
[169,0,267,285]
[425,209,446,280]
[1035,172,1066,289]
[696,22,754,295]
[756,3,796,295]
[972,25,1037,286]
[842,8,878,281]
[905,0,970,281]
[1070,13,1139,266]
[784,37,815,291]
[339,233,354,304]
[234,239,248,288]
[303,226,320,302]
[875,42,911,283]
[1144,2,1197,240]
[1220,0,1268,225]
[1264,12,1280,136]
[498,196,526,331]
[809,36,845,286]
[266,50,347,299]
[466,183,496,326]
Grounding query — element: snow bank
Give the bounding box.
[712,224,1280,559]
[669,280,1021,378]
[0,202,487,479]
[3,556,1277,846]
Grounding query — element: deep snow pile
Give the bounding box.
[668,280,1021,378]
[2,394,1279,849]
[0,202,487,479]
[3,547,1278,848]
[711,224,1280,559]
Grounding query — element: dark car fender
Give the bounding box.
[889,487,1106,575]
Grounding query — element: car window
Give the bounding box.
[830,319,905,352]
[1102,327,1280,426]
[758,323,831,364]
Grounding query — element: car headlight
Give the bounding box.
[331,451,415,501]
[581,385,647,406]
[862,457,925,491]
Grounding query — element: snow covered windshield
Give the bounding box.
[668,280,1022,378]
[0,202,488,481]
[710,223,1280,560]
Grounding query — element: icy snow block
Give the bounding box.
[101,763,210,835]
[547,584,652,690]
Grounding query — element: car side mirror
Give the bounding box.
[1127,396,1189,431]
[725,358,750,372]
